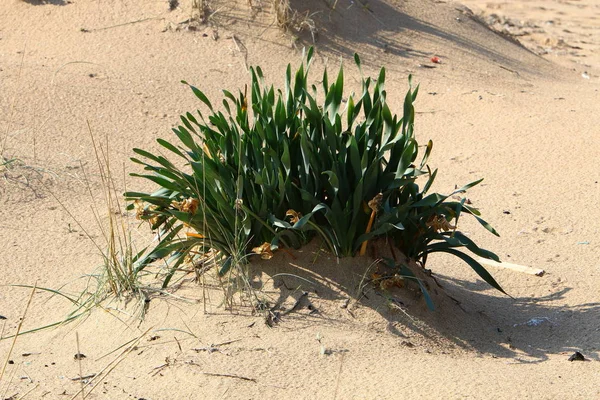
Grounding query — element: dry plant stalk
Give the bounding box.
[359,193,383,256]
[68,328,152,400]
[0,284,36,388]
[76,332,85,400]
[191,0,210,23]
[272,0,317,41]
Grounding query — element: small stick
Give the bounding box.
[16,382,38,399]
[0,283,36,384]
[150,364,169,377]
[192,338,242,353]
[70,374,97,382]
[82,17,162,32]
[76,332,85,399]
[478,258,545,277]
[201,372,256,382]
[69,328,151,400]
[498,65,520,76]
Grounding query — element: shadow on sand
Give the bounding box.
[249,241,599,363]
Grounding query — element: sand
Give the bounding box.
[1,0,599,398]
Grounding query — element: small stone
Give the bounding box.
[568,351,586,362]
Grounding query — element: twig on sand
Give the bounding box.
[0,283,36,386]
[75,332,85,399]
[81,17,163,32]
[477,258,544,277]
[192,338,242,353]
[69,328,152,400]
[184,360,256,382]
[201,372,257,382]
[70,374,97,382]
[16,383,38,399]
[498,64,520,76]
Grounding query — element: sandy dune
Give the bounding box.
[1,0,599,398]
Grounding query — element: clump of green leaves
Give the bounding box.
[126,48,505,295]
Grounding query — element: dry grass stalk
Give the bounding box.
[0,284,37,394]
[272,0,317,42]
[191,0,210,23]
[68,328,152,400]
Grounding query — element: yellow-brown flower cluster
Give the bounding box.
[134,200,160,226]
[172,198,199,214]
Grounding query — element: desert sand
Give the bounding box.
[1,0,599,399]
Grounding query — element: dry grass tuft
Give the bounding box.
[191,0,211,23]
[272,0,317,42]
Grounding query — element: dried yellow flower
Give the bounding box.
[201,142,212,159]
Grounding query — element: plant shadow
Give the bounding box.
[250,241,599,363]
[434,274,600,362]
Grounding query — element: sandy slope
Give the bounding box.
[1,0,599,398]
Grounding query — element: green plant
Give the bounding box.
[126,48,505,296]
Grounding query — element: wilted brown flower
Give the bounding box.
[234,198,244,211]
[172,198,199,214]
[134,200,146,220]
[134,200,160,226]
[285,209,302,224]
[426,215,456,232]
[252,242,274,260]
[368,192,383,213]
[359,193,384,256]
[181,198,199,214]
[380,274,405,290]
